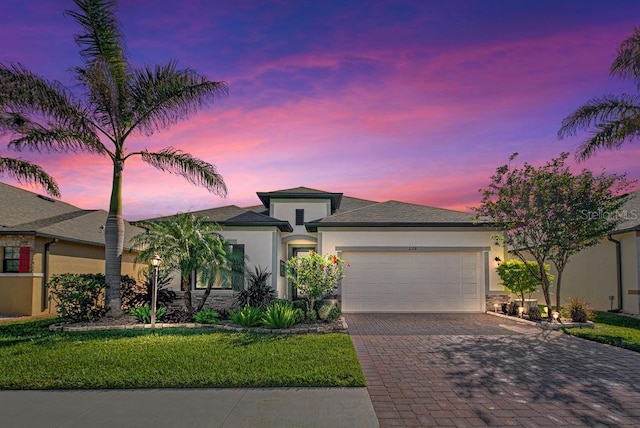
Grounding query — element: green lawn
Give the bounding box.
[564,311,640,353]
[0,317,365,389]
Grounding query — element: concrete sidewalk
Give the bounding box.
[0,387,379,428]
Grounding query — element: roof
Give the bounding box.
[612,190,640,233]
[142,204,293,232]
[0,183,143,247]
[256,186,343,212]
[305,200,480,231]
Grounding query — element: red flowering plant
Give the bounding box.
[285,251,346,312]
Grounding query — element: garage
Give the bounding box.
[340,250,485,312]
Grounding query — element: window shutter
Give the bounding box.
[295,209,305,225]
[18,247,31,273]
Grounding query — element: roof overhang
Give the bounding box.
[257,191,343,212]
[305,221,497,232]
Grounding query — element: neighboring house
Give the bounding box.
[538,190,640,315]
[145,187,506,312]
[0,183,144,316]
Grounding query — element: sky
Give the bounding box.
[1,0,640,220]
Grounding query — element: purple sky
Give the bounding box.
[1,0,639,220]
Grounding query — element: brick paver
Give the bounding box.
[346,313,640,427]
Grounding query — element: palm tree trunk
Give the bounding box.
[105,158,124,317]
[182,275,192,311]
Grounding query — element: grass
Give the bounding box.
[0,317,365,390]
[563,311,640,353]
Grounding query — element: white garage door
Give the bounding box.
[341,251,484,312]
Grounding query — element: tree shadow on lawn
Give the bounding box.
[440,330,640,426]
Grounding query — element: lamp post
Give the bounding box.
[150,254,161,329]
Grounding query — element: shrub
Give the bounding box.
[305,309,318,323]
[497,260,550,308]
[528,306,542,321]
[234,266,276,308]
[194,309,220,324]
[129,304,166,323]
[120,269,176,310]
[285,252,345,312]
[292,299,309,315]
[262,301,297,329]
[163,307,195,323]
[566,297,594,323]
[507,301,519,316]
[230,306,263,327]
[47,273,106,322]
[315,299,333,321]
[326,305,342,322]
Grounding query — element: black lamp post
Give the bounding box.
[150,254,161,329]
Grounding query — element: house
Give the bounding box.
[539,190,640,315]
[146,187,507,312]
[0,183,144,316]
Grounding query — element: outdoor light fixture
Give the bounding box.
[493,303,499,313]
[150,254,161,329]
[552,311,559,322]
[518,306,525,318]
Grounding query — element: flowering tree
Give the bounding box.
[286,252,345,311]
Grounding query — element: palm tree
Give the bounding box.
[559,27,640,159]
[0,156,60,197]
[0,0,227,315]
[131,213,227,311]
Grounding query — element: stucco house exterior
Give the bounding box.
[0,183,144,316]
[147,187,506,312]
[537,190,640,315]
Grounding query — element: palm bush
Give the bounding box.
[129,304,166,324]
[262,302,297,329]
[234,266,276,308]
[566,297,594,323]
[230,306,263,327]
[194,309,220,324]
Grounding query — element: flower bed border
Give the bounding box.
[486,310,594,330]
[49,317,348,334]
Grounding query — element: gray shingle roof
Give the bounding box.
[0,183,143,247]
[308,200,477,229]
[256,187,343,211]
[613,190,640,233]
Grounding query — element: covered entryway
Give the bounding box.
[340,250,485,312]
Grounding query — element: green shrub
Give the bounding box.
[566,297,594,323]
[234,266,276,308]
[230,306,263,327]
[316,300,333,321]
[262,301,297,329]
[293,308,305,324]
[507,301,519,316]
[194,309,220,324]
[326,305,342,322]
[305,310,318,323]
[292,299,309,315]
[129,304,166,323]
[528,306,542,321]
[47,273,106,322]
[270,298,292,308]
[120,268,176,310]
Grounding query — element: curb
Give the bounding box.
[49,317,349,334]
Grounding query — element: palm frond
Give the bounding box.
[66,0,128,83]
[558,94,640,138]
[0,156,60,197]
[0,63,106,153]
[577,118,640,160]
[139,148,227,196]
[611,27,640,85]
[128,61,228,137]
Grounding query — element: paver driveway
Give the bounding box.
[346,313,640,427]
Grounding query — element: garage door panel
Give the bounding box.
[341,251,484,312]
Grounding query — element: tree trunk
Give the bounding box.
[182,274,192,311]
[197,269,220,312]
[105,158,125,317]
[555,268,564,315]
[539,264,552,318]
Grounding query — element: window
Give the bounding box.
[194,244,245,290]
[295,209,305,225]
[3,246,30,273]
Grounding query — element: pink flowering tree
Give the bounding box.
[285,252,345,311]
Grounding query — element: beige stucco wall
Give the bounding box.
[0,236,141,316]
[524,231,639,315]
[271,199,330,235]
